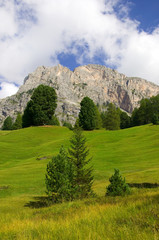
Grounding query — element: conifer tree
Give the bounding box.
[12,113,22,130]
[45,146,74,202]
[68,127,94,198]
[106,169,130,196]
[79,97,96,130]
[95,106,102,129]
[2,116,13,130]
[22,85,57,127]
[105,103,120,130]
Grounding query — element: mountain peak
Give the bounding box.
[0,64,159,128]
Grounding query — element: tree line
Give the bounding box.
[2,84,159,131]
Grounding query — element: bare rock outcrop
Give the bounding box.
[0,64,159,127]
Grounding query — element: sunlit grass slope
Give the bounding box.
[0,124,159,197]
[0,125,159,239]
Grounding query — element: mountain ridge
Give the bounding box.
[0,64,159,127]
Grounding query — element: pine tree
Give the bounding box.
[68,127,94,198]
[120,111,130,129]
[105,103,120,130]
[45,146,74,202]
[12,113,22,130]
[106,169,130,196]
[79,97,96,130]
[2,116,13,130]
[95,106,102,129]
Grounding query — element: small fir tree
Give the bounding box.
[105,103,120,130]
[45,146,74,202]
[120,112,130,129]
[2,116,13,130]
[68,127,94,198]
[12,113,22,130]
[106,169,130,196]
[95,106,102,129]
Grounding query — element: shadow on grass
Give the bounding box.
[24,196,52,209]
[128,182,159,188]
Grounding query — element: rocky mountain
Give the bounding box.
[0,64,159,128]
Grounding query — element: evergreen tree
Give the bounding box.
[45,146,74,202]
[22,85,57,127]
[12,114,22,130]
[106,169,130,196]
[95,106,102,129]
[22,101,34,128]
[68,127,94,198]
[79,97,96,130]
[152,113,159,125]
[2,116,13,130]
[105,103,120,130]
[120,111,130,129]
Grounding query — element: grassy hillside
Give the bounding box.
[0,125,159,239]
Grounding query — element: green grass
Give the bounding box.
[0,124,159,239]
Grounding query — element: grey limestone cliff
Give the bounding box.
[0,64,159,127]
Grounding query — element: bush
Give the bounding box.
[106,169,130,196]
[63,121,73,130]
[48,115,60,126]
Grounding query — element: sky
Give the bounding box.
[0,0,159,99]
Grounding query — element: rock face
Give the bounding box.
[0,64,159,128]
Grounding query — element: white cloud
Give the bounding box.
[0,0,159,98]
[0,82,19,99]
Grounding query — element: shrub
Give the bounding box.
[63,121,73,130]
[48,115,60,126]
[106,169,130,196]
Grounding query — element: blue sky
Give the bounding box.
[0,0,159,98]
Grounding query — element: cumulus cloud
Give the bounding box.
[0,0,159,98]
[0,82,19,99]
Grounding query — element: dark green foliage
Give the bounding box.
[45,146,74,202]
[120,111,131,129]
[12,114,22,130]
[101,111,107,128]
[131,95,159,126]
[22,85,57,127]
[22,101,34,128]
[79,97,96,130]
[48,115,60,126]
[63,121,73,130]
[106,169,131,196]
[74,118,79,129]
[104,103,120,130]
[68,127,94,198]
[2,116,13,130]
[152,113,159,125]
[95,106,102,129]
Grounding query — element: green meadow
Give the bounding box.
[0,125,159,239]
